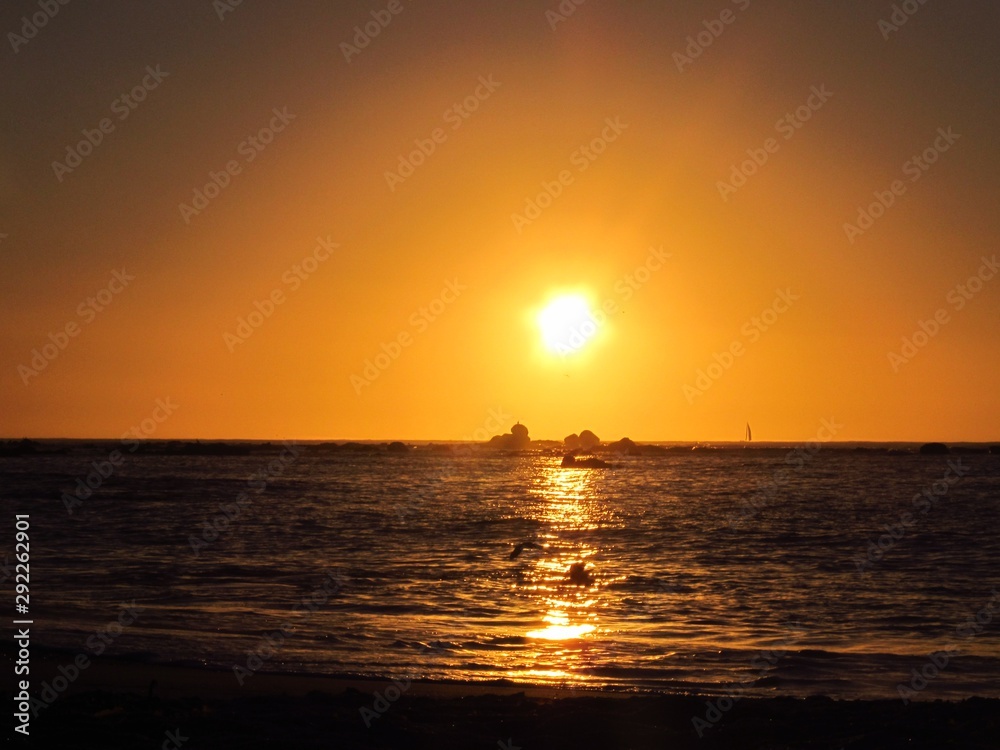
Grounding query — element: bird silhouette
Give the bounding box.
[509,541,542,560]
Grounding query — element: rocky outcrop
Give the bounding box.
[607,437,639,455]
[561,454,610,468]
[488,422,531,450]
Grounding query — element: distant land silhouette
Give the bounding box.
[1,437,999,457]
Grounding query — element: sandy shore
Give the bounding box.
[14,648,999,749]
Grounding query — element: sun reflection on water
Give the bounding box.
[518,461,608,656]
[531,461,608,531]
[526,610,596,640]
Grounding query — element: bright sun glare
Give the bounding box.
[538,294,599,355]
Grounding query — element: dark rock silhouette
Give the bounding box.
[566,562,594,586]
[311,442,381,453]
[919,443,950,455]
[511,423,529,448]
[488,422,531,450]
[162,441,251,456]
[564,430,600,451]
[561,454,611,468]
[386,441,409,453]
[0,438,40,456]
[608,437,639,455]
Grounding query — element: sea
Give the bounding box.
[3,441,999,701]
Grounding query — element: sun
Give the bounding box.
[538,294,599,355]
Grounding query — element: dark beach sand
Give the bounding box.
[16,649,999,749]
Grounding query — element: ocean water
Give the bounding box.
[3,443,1000,700]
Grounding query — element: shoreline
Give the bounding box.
[20,646,605,702]
[14,648,1000,748]
[21,644,1000,704]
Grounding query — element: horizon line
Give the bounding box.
[4,436,999,445]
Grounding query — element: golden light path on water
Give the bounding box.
[503,461,623,685]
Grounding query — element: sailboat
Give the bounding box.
[745,422,752,443]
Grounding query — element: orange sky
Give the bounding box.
[2,1,999,442]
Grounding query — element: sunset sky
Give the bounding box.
[2,0,998,442]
